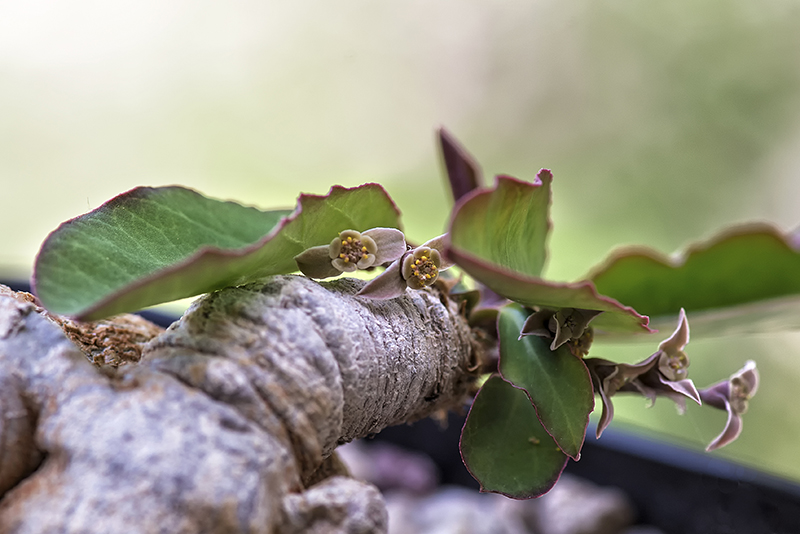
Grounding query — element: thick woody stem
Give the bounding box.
[0,276,478,534]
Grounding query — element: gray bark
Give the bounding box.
[0,276,479,534]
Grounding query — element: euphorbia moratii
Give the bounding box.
[25,128,779,507]
[294,227,406,279]
[584,309,756,450]
[357,234,455,300]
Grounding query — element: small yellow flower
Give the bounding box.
[358,233,455,299]
[294,227,406,280]
[401,246,442,289]
[329,230,379,272]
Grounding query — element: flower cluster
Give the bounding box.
[294,229,454,300]
[584,309,758,451]
[585,309,700,439]
[357,234,454,300]
[294,228,406,279]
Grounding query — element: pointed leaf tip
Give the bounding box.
[357,258,407,300]
[438,128,483,203]
[535,168,553,186]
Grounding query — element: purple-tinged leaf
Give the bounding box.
[439,128,483,203]
[700,360,759,451]
[364,228,407,265]
[460,375,569,499]
[357,257,407,300]
[498,304,593,460]
[589,224,800,336]
[33,184,401,319]
[705,401,743,452]
[656,377,701,407]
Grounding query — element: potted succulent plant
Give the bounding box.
[1,130,798,533]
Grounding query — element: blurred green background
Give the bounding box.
[2,1,800,483]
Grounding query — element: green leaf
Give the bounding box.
[498,304,593,459]
[446,171,650,334]
[460,375,569,499]
[33,184,401,319]
[589,224,800,336]
[449,172,552,278]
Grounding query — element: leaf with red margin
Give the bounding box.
[33,184,401,320]
[589,223,800,337]
[498,303,593,460]
[448,172,552,278]
[445,171,650,334]
[460,375,569,499]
